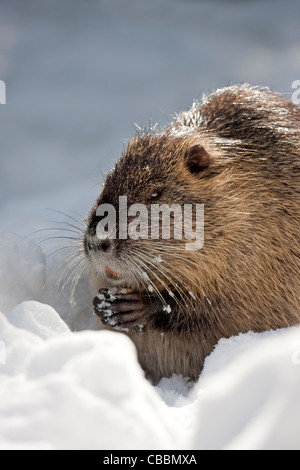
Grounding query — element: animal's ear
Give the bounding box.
[184,145,212,177]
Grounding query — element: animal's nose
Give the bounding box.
[85,231,113,254]
[99,239,112,253]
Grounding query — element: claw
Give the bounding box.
[93,288,151,330]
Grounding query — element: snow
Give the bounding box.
[163,305,172,314]
[0,233,45,315]
[0,0,300,451]
[0,234,300,450]
[191,330,300,450]
[0,300,179,450]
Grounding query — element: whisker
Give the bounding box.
[42,218,85,233]
[26,227,81,238]
[125,251,167,307]
[46,243,82,259]
[129,249,175,308]
[69,257,90,304]
[133,248,194,311]
[146,243,225,288]
[46,248,84,289]
[45,208,85,227]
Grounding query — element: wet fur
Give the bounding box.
[86,84,300,383]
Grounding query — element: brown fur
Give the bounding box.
[86,84,300,383]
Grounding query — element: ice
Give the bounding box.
[97,300,111,310]
[163,305,172,314]
[107,288,119,295]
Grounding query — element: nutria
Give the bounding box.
[84,84,300,383]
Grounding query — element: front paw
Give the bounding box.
[93,288,151,330]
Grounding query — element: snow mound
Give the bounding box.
[191,329,300,450]
[8,301,70,340]
[0,304,178,450]
[0,232,300,450]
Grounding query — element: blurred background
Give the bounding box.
[0,0,300,237]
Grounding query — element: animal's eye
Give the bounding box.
[147,189,162,201]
